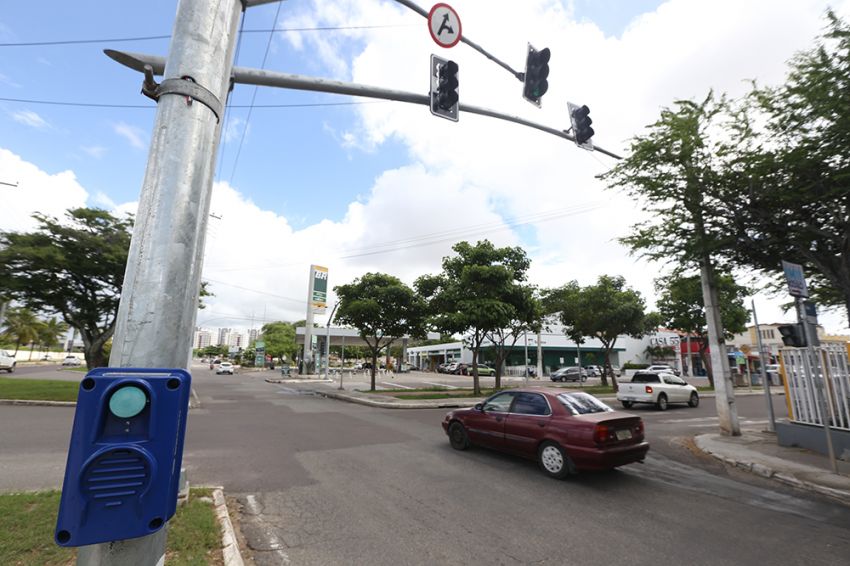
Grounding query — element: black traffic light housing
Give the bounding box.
[523,44,550,107]
[777,324,807,347]
[568,102,595,147]
[430,54,459,122]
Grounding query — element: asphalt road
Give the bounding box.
[2,365,848,565]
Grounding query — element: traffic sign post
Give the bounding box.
[427,3,462,48]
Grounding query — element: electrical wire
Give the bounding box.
[0,24,417,47]
[202,278,307,305]
[216,10,248,182]
[0,96,382,109]
[228,0,284,186]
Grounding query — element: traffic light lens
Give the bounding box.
[109,386,147,418]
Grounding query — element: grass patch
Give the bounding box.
[0,489,221,566]
[0,378,79,402]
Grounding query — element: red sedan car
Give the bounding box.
[442,388,649,478]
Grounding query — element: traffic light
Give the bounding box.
[777,324,807,347]
[568,102,595,148]
[430,54,459,122]
[523,44,550,107]
[55,368,192,547]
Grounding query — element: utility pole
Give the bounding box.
[700,255,741,436]
[85,0,276,563]
[752,300,775,432]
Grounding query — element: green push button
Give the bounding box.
[109,386,147,418]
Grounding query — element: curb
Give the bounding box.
[212,487,244,566]
[694,434,850,507]
[0,399,75,407]
[315,389,481,409]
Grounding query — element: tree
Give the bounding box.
[1,306,41,355]
[655,273,749,387]
[484,286,542,388]
[334,273,426,391]
[415,240,532,396]
[38,316,68,353]
[721,12,850,320]
[0,208,132,368]
[545,276,656,390]
[258,321,298,362]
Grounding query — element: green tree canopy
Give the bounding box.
[544,275,656,389]
[655,273,749,386]
[415,240,532,395]
[484,285,542,388]
[0,208,132,367]
[334,272,426,391]
[258,321,298,362]
[1,306,42,354]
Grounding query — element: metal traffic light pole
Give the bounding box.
[84,0,278,563]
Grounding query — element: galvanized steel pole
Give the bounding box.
[751,301,775,432]
[85,0,245,563]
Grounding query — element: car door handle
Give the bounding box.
[495,416,503,422]
[537,422,545,427]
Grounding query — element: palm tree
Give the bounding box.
[1,307,42,355]
[38,317,69,357]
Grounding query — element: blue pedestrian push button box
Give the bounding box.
[55,368,192,547]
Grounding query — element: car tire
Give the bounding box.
[448,422,470,451]
[688,392,699,408]
[656,393,668,411]
[621,400,633,409]
[8,364,14,373]
[538,441,574,479]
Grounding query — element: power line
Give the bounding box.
[229,0,284,186]
[0,24,418,47]
[202,278,307,305]
[0,96,382,109]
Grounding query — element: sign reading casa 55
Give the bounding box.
[310,265,328,313]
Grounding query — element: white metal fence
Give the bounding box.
[780,343,850,431]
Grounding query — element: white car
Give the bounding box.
[646,364,681,376]
[617,371,699,411]
[216,362,234,375]
[62,355,82,367]
[0,350,15,373]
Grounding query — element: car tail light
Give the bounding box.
[645,386,653,394]
[635,420,644,436]
[594,424,612,444]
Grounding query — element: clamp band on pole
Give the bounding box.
[141,65,224,122]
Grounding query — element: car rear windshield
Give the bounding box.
[557,392,612,415]
[631,373,661,383]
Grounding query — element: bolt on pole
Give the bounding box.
[84,0,245,563]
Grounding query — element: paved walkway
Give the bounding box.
[272,377,850,507]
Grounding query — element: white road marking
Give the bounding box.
[382,382,413,389]
[424,381,459,389]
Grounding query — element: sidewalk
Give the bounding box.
[277,379,850,506]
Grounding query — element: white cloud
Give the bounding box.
[10,109,48,129]
[0,148,89,232]
[80,145,107,159]
[113,122,146,149]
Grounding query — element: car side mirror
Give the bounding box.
[474,403,484,411]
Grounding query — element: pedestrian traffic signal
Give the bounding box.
[430,54,459,122]
[55,368,192,547]
[777,324,807,347]
[523,45,550,107]
[568,102,595,148]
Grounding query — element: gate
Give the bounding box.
[780,343,850,431]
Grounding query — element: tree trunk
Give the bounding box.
[603,344,618,392]
[471,334,482,396]
[370,352,378,391]
[700,346,714,388]
[493,347,505,389]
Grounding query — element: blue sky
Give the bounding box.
[2,0,848,332]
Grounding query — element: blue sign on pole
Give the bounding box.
[781,260,809,298]
[55,368,192,547]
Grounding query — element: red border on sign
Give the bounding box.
[428,3,462,48]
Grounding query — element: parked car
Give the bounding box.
[617,371,698,410]
[0,350,16,373]
[437,362,452,373]
[62,355,81,367]
[216,362,234,375]
[646,364,681,376]
[442,389,649,478]
[550,366,587,382]
[584,365,603,377]
[462,363,495,377]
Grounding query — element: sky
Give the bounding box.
[2,0,849,336]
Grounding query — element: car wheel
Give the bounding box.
[656,393,668,411]
[448,422,470,451]
[621,400,633,409]
[538,441,574,479]
[8,364,14,373]
[688,392,700,408]
[560,376,566,382]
